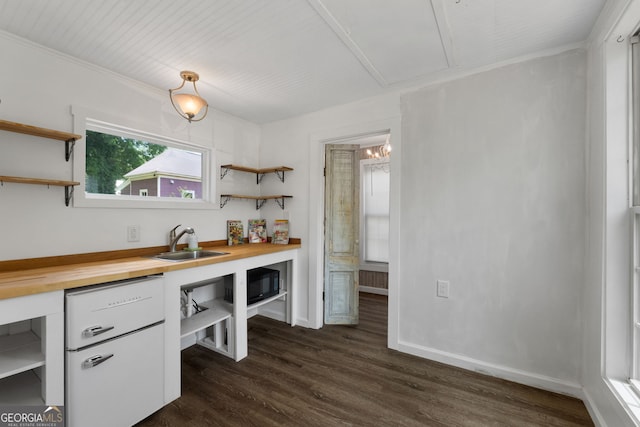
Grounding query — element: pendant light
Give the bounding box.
[169,71,208,123]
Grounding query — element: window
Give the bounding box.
[72,107,215,209]
[360,159,390,268]
[633,34,640,389]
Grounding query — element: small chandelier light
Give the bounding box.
[169,70,208,123]
[366,135,392,159]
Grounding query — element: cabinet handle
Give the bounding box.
[82,325,114,338]
[81,353,114,369]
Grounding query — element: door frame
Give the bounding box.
[307,117,401,350]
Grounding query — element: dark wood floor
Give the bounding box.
[137,293,593,426]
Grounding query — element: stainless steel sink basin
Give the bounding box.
[152,250,229,261]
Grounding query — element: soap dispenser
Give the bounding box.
[187,232,199,250]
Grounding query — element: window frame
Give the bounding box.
[632,34,640,387]
[71,106,217,210]
[359,157,390,272]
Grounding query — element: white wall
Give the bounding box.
[0,32,260,260]
[397,50,586,394]
[262,48,590,396]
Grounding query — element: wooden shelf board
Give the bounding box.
[220,194,292,200]
[180,299,232,338]
[0,331,45,380]
[0,370,43,405]
[0,175,80,187]
[221,164,293,174]
[0,119,81,142]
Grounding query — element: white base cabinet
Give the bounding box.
[163,248,298,404]
[0,290,64,406]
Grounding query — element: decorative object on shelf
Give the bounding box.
[365,134,392,159]
[169,71,208,123]
[227,220,244,245]
[248,219,267,243]
[272,219,289,244]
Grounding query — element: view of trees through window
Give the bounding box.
[86,130,166,194]
[85,130,203,199]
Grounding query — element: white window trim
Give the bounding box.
[180,189,196,198]
[71,106,217,210]
[359,157,389,272]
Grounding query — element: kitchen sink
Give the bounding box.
[152,250,229,261]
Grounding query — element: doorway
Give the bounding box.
[307,117,400,349]
[323,133,390,325]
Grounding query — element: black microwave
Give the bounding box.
[224,267,279,305]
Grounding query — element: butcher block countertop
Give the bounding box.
[0,239,301,300]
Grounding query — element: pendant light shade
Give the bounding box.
[169,71,208,123]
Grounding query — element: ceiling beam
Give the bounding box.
[307,0,389,87]
[430,0,457,68]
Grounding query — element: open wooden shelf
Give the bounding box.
[220,164,293,184]
[0,119,82,162]
[220,194,292,210]
[0,175,80,206]
[0,119,81,142]
[0,119,82,205]
[0,175,79,187]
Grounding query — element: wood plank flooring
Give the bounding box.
[137,293,593,426]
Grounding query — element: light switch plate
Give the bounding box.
[127,225,140,242]
[436,280,450,298]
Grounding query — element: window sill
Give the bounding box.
[608,379,640,424]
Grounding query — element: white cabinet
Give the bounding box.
[163,248,298,403]
[0,291,64,405]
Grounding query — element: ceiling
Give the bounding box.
[0,0,606,124]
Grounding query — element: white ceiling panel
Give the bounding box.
[0,0,606,123]
[313,0,450,85]
[442,0,606,67]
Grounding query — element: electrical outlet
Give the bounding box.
[436,280,450,298]
[127,225,140,242]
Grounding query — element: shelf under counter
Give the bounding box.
[0,330,45,380]
[180,299,232,339]
[247,290,287,311]
[0,371,44,405]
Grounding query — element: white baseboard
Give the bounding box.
[581,387,609,427]
[396,340,583,398]
[359,286,388,295]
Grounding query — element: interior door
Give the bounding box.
[324,144,359,324]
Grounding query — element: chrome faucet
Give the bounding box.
[169,224,195,252]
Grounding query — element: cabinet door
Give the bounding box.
[66,323,164,427]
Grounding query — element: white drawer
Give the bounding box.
[65,276,164,350]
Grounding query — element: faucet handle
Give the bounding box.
[169,224,181,241]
